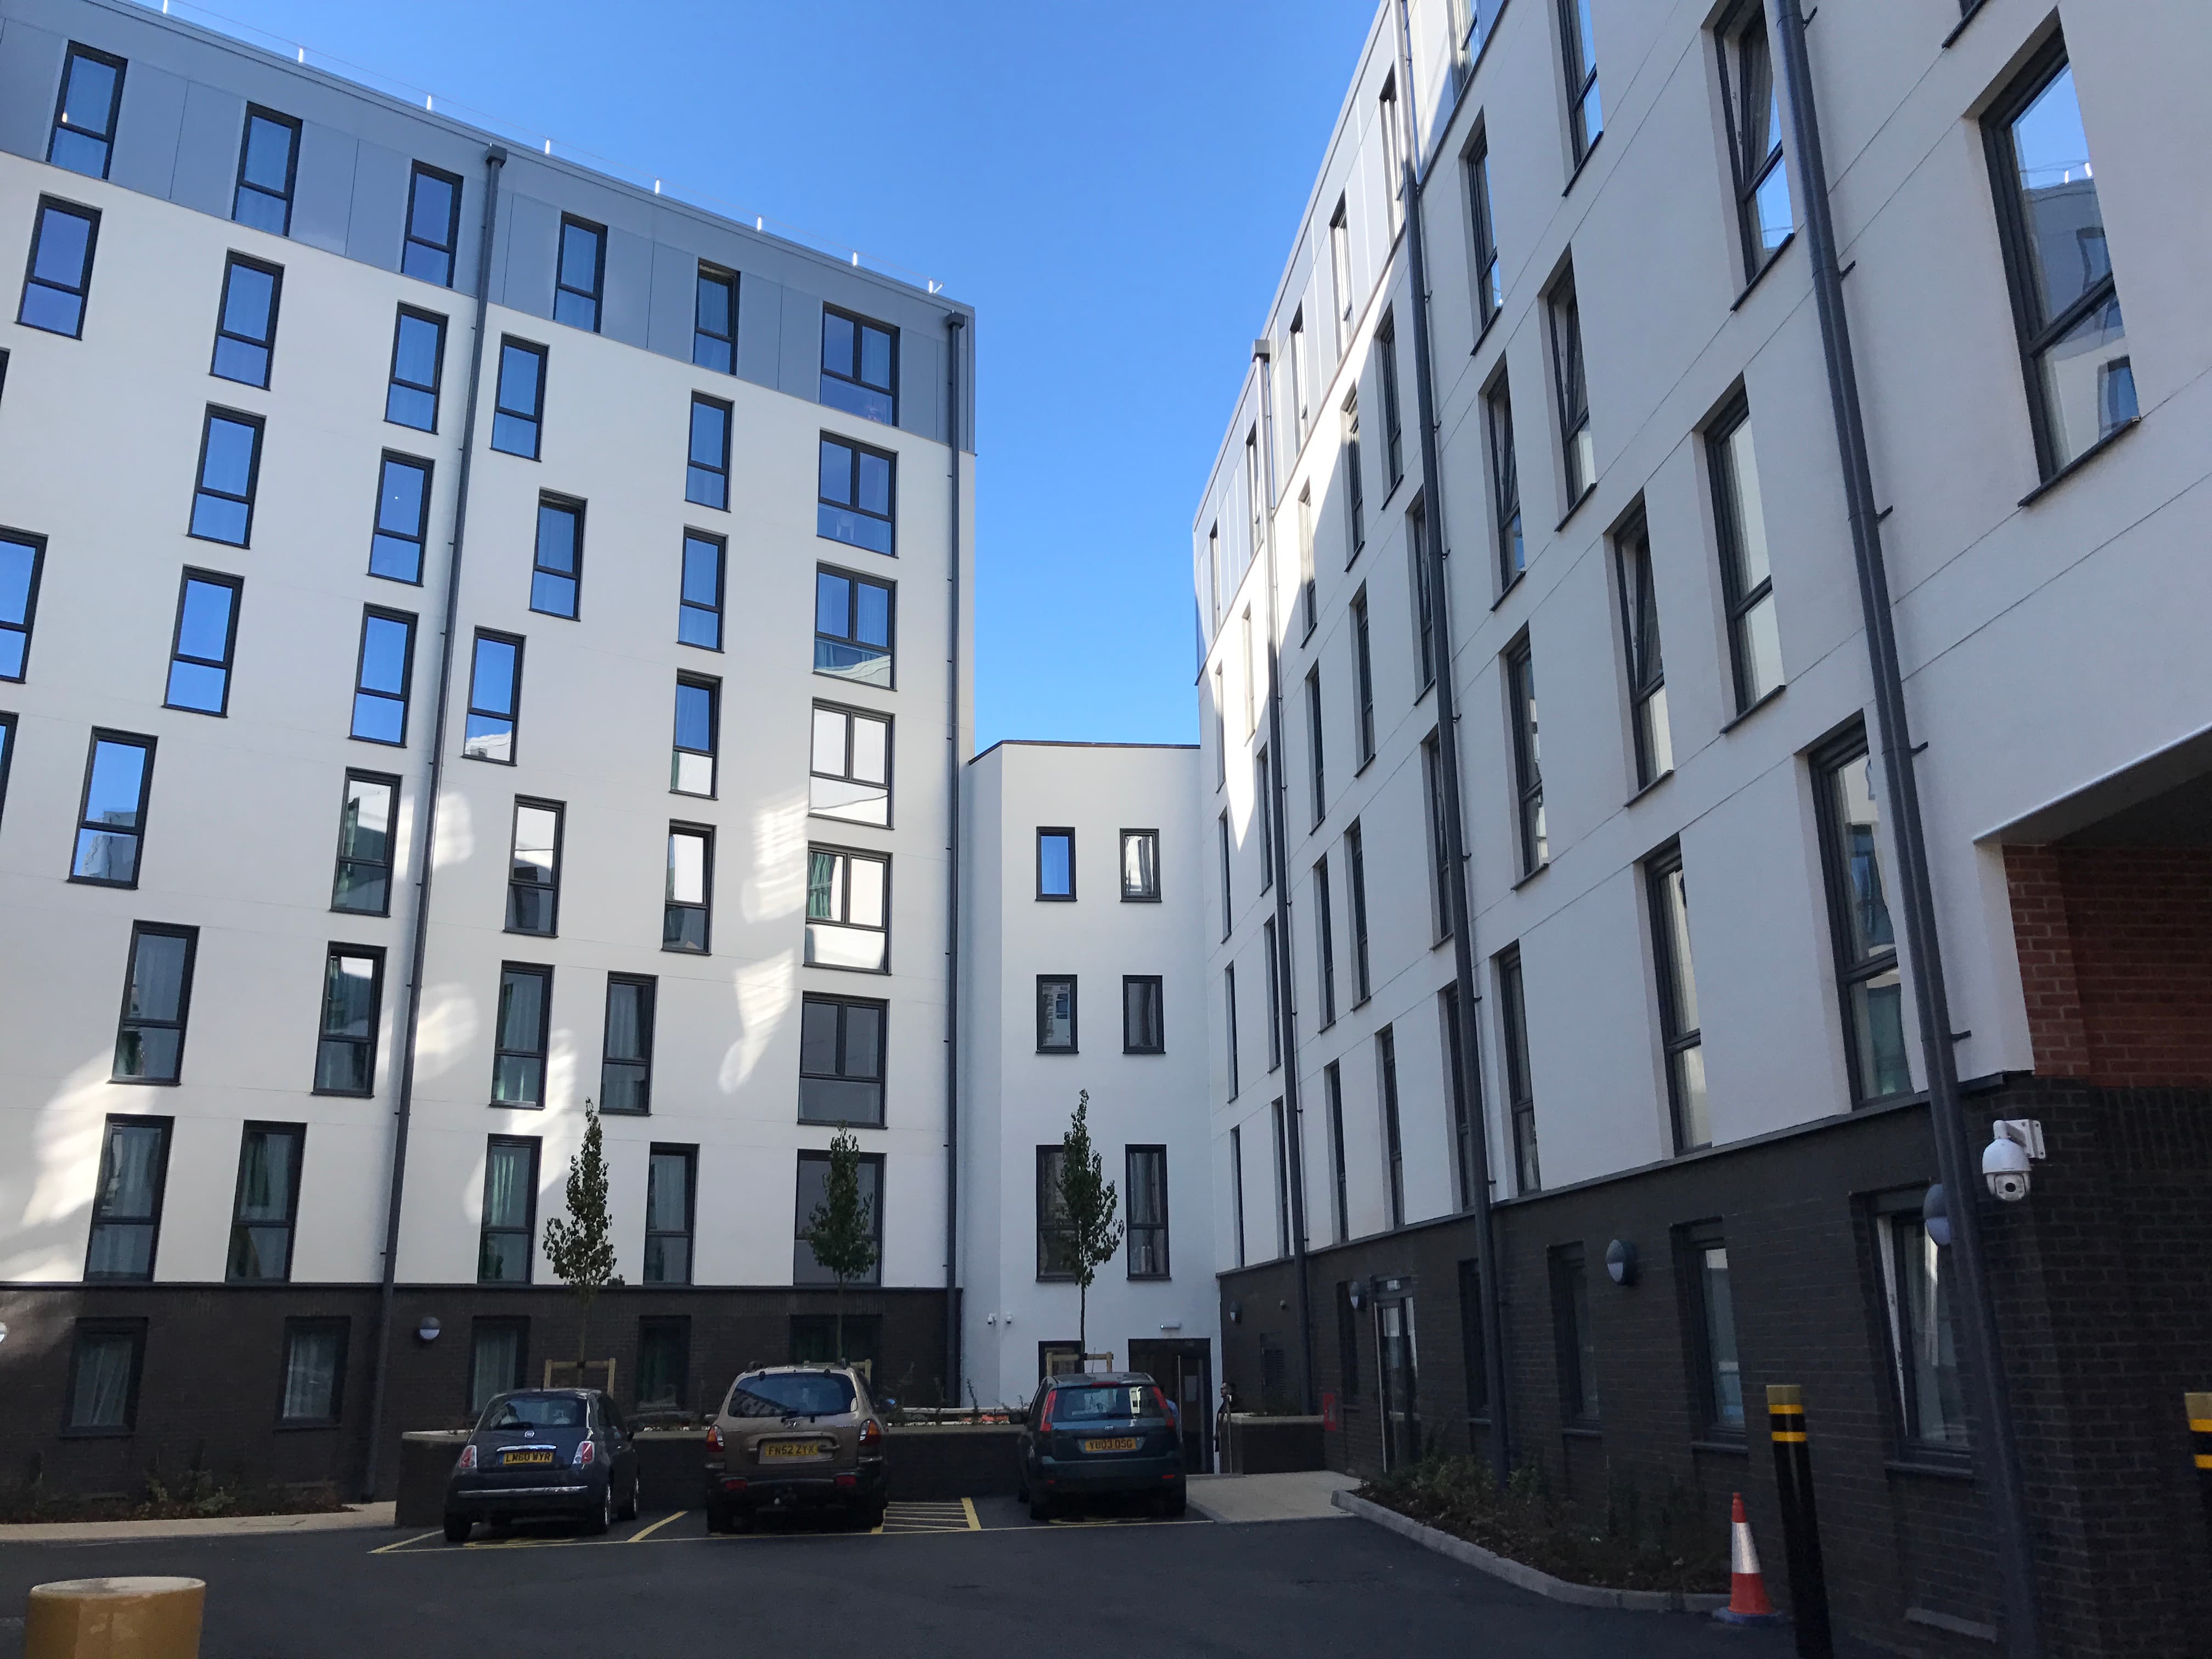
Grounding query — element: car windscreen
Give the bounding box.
[479,1396,586,1432]
[729,1373,855,1418]
[1051,1385,1153,1422]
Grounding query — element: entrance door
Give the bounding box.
[1376,1294,1420,1470]
[1127,1339,1212,1473]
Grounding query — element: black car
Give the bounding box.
[1016,1372,1186,1521]
[444,1389,640,1542]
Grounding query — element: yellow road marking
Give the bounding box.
[963,1498,980,1531]
[627,1511,685,1543]
[370,1530,443,1554]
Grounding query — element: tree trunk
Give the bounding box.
[1078,1277,1088,1356]
[835,1277,846,1363]
[577,1295,590,1369]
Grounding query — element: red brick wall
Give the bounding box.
[2004,844,2212,1086]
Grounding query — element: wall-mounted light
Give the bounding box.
[415,1315,442,1345]
[1346,1284,1365,1312]
[1227,1301,1243,1324]
[1605,1239,1638,1286]
[1158,1322,1182,1332]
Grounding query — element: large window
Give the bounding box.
[212,255,280,386]
[279,1319,348,1425]
[332,771,398,915]
[49,45,125,179]
[1505,637,1546,874]
[402,163,462,287]
[529,497,582,619]
[1121,829,1159,901]
[1718,4,1792,278]
[1352,590,1376,764]
[1646,844,1709,1151]
[600,975,655,1114]
[313,946,383,1096]
[1409,501,1435,693]
[190,408,263,546]
[1681,1221,1743,1436]
[66,1322,145,1433]
[644,1147,696,1285]
[1422,732,1452,941]
[553,216,605,332]
[672,675,718,796]
[1984,41,2134,478]
[1346,820,1371,1003]
[469,1318,528,1411]
[1556,0,1602,168]
[228,1123,304,1282]
[1378,1028,1404,1229]
[1313,856,1337,1028]
[1499,945,1539,1192]
[1305,669,1327,827]
[385,306,445,431]
[818,435,894,555]
[369,454,431,583]
[637,1317,689,1409]
[86,1115,171,1278]
[232,108,300,235]
[463,630,522,763]
[479,1137,539,1282]
[1814,730,1910,1102]
[72,732,155,887]
[1342,391,1365,558]
[491,338,546,459]
[164,571,240,716]
[1324,1063,1347,1242]
[1876,1195,1967,1452]
[490,965,551,1107]
[1124,976,1165,1054]
[805,845,888,970]
[799,994,885,1126]
[687,396,731,510]
[694,265,737,371]
[679,531,724,650]
[113,926,194,1084]
[1550,1244,1599,1423]
[1547,266,1593,503]
[1036,1146,1074,1280]
[1224,965,1239,1099]
[1709,397,1781,712]
[664,825,713,953]
[1036,975,1077,1053]
[821,307,897,423]
[815,568,894,686]
[1,529,42,681]
[1466,128,1502,329]
[1482,379,1525,592]
[351,608,414,744]
[811,703,890,826]
[1127,1147,1169,1278]
[1036,827,1075,900]
[1262,918,1282,1070]
[505,799,562,935]
[1615,515,1672,788]
[795,1150,882,1285]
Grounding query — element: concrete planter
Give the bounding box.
[1222,1414,1324,1474]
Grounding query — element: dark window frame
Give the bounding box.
[1422,731,1453,943]
[1126,1144,1170,1279]
[636,1315,691,1409]
[1547,266,1593,504]
[1717,2,1791,281]
[71,729,156,890]
[1409,499,1436,693]
[332,769,399,916]
[1305,667,1327,827]
[1556,0,1602,168]
[384,304,447,432]
[369,452,432,584]
[63,1318,146,1436]
[1486,374,1523,586]
[1615,511,1671,788]
[1122,974,1166,1055]
[467,1315,530,1409]
[553,215,607,333]
[189,406,264,548]
[312,944,385,1098]
[816,432,896,555]
[1325,1062,1348,1242]
[1272,1097,1292,1259]
[402,162,463,287]
[462,629,524,765]
[276,1317,350,1426]
[1458,1256,1489,1418]
[351,606,415,747]
[1224,964,1240,1100]
[1351,588,1376,764]
[820,304,899,424]
[225,1120,307,1284]
[803,841,889,971]
[1505,636,1545,875]
[1499,945,1539,1192]
[1036,973,1079,1054]
[1036,1143,1075,1280]
[1872,1188,1971,1457]
[1677,1218,1744,1439]
[1646,842,1708,1152]
[1263,917,1282,1071]
[1346,820,1372,1004]
[1342,389,1365,560]
[798,991,887,1127]
[1812,724,1910,1105]
[84,1113,173,1277]
[643,1144,697,1286]
[1229,1125,1246,1268]
[211,252,281,387]
[232,106,301,235]
[490,964,552,1109]
[1465,125,1502,329]
[599,973,657,1116]
[504,796,563,937]
[19,197,99,339]
[1255,747,1274,893]
[0,711,18,830]
[687,395,732,510]
[672,673,719,798]
[1550,1243,1600,1424]
[794,1148,883,1286]
[1313,855,1337,1028]
[1442,984,1475,1211]
[809,700,893,828]
[48,44,127,180]
[1217,811,1232,940]
[490,337,548,460]
[1378,313,1404,488]
[678,529,725,650]
[478,1136,540,1282]
[693,264,738,373]
[1708,393,1779,713]
[1036,826,1076,901]
[1378,1026,1404,1229]
[1,527,48,684]
[163,568,242,717]
[1120,828,1160,901]
[813,564,896,688]
[663,822,714,955]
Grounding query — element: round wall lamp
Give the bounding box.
[1227,1300,1243,1324]
[1346,1283,1366,1312]
[414,1315,442,1345]
[1605,1239,1638,1286]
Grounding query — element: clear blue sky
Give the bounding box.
[172,0,1374,748]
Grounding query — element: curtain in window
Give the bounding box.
[1124,834,1157,897]
[806,851,836,920]
[70,1333,135,1428]
[100,1124,162,1217]
[647,1154,690,1233]
[237,1131,290,1221]
[605,982,643,1064]
[484,1144,529,1229]
[471,1325,521,1413]
[281,1328,338,1420]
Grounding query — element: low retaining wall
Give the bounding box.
[1222,1414,1324,1474]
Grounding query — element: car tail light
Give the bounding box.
[704,1424,724,1454]
[575,1438,596,1468]
[456,1444,477,1471]
[1148,1387,1172,1423]
[834,1473,857,1489]
[859,1418,883,1450]
[1037,1393,1056,1433]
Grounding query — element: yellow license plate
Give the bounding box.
[1082,1437,1139,1453]
[503,1450,553,1466]
[761,1440,825,1460]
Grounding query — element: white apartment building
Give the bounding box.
[1193,1,2212,1654]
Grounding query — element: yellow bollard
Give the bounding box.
[25,1577,204,1659]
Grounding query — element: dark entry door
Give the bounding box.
[1127,1339,1212,1473]
[1375,1290,1420,1470]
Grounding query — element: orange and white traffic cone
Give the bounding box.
[1713,1492,1786,1626]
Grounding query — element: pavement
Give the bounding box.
[0,1502,396,1544]
[1187,1469,1356,1522]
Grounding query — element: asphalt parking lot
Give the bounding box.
[0,1501,1797,1659]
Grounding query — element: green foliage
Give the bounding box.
[804,1125,881,1359]
[1057,1091,1124,1352]
[542,1101,624,1363]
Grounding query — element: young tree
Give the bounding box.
[542,1100,623,1370]
[803,1126,881,1363]
[1058,1091,1124,1356]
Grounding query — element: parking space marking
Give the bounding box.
[369,1530,443,1555]
[878,1500,977,1536]
[627,1511,685,1543]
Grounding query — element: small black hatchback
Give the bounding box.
[444,1389,640,1542]
[1015,1372,1184,1521]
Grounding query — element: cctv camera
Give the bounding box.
[1983,1131,2032,1202]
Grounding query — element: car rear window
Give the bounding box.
[480,1395,586,1431]
[729,1373,856,1418]
[1051,1385,1152,1421]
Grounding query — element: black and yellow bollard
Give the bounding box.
[1768,1385,1833,1659]
[2190,1391,2212,1562]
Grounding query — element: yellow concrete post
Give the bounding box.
[24,1577,203,1659]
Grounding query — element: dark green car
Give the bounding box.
[1016,1372,1186,1521]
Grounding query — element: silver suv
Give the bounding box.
[703,1364,888,1532]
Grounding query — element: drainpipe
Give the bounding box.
[941,312,967,1408]
[1250,341,1318,1416]
[359,144,506,1502]
[1770,8,2039,1653]
[1394,0,1512,1484]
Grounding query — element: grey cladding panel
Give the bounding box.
[899,330,945,446]
[601,225,651,348]
[499,191,558,320]
[0,20,63,162]
[171,80,244,219]
[735,276,781,391]
[346,140,408,273]
[290,122,356,254]
[778,290,820,402]
[646,238,694,363]
[108,60,187,199]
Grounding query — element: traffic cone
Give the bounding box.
[1712,1492,1787,1626]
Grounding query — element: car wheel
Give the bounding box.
[866,1495,888,1530]
[705,1500,730,1535]
[1028,1491,1054,1523]
[583,1482,612,1536]
[442,1513,472,1544]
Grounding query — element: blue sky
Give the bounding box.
[170,0,1374,748]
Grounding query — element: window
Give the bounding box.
[469,1318,528,1410]
[1036,1145,1075,1279]
[810,703,891,826]
[1458,1257,1488,1417]
[1255,748,1274,891]
[687,396,731,510]
[1120,829,1160,901]
[1240,611,1256,738]
[332,771,398,915]
[2,529,45,681]
[1719,5,1792,276]
[795,1149,882,1284]
[1208,527,1223,635]
[665,825,713,953]
[351,608,414,745]
[402,163,462,286]
[1499,945,1539,1191]
[0,713,13,829]
[505,799,562,935]
[821,306,897,423]
[1216,812,1232,939]
[1877,1197,1967,1451]
[313,946,383,1096]
[1352,590,1376,764]
[600,975,655,1114]
[1814,731,1910,1102]
[1329,198,1353,351]
[1223,966,1240,1099]
[819,434,894,555]
[1615,515,1672,787]
[1647,844,1709,1151]
[49,45,125,179]
[1409,502,1435,692]
[1036,975,1077,1053]
[72,732,154,887]
[679,531,724,649]
[163,571,240,716]
[805,844,887,970]
[1557,0,1602,167]
[1466,129,1502,329]
[228,1124,303,1281]
[233,108,300,234]
[1297,487,1317,639]
[1422,732,1453,941]
[1346,821,1372,1003]
[1271,1098,1292,1257]
[1288,308,1308,442]
[66,1322,145,1433]
[1506,637,1546,874]
[1709,397,1781,711]
[1342,392,1365,557]
[490,965,551,1107]
[1305,669,1326,826]
[279,1320,348,1425]
[1332,1282,1363,1406]
[211,255,280,386]
[1486,377,1523,584]
[1378,315,1403,489]
[1682,1221,1743,1435]
[672,675,718,796]
[1124,976,1165,1054]
[1985,41,2134,477]
[1442,985,1475,1210]
[1313,857,1338,1027]
[1550,1244,1599,1421]
[637,1317,690,1409]
[1378,1028,1403,1229]
[1325,1063,1348,1242]
[1245,430,1263,574]
[1037,828,1075,900]
[644,1147,696,1284]
[478,1137,539,1280]
[369,454,431,583]
[86,1115,171,1276]
[554,216,605,332]
[693,265,737,372]
[491,338,546,459]
[1262,918,1282,1070]
[1548,268,1593,502]
[799,994,885,1125]
[1379,74,1404,236]
[814,567,894,686]
[1229,1124,1246,1268]
[1127,1147,1169,1278]
[463,630,522,763]
[385,307,445,431]
[1214,667,1227,790]
[190,408,262,545]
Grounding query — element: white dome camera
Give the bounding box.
[1982,1119,2042,1202]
